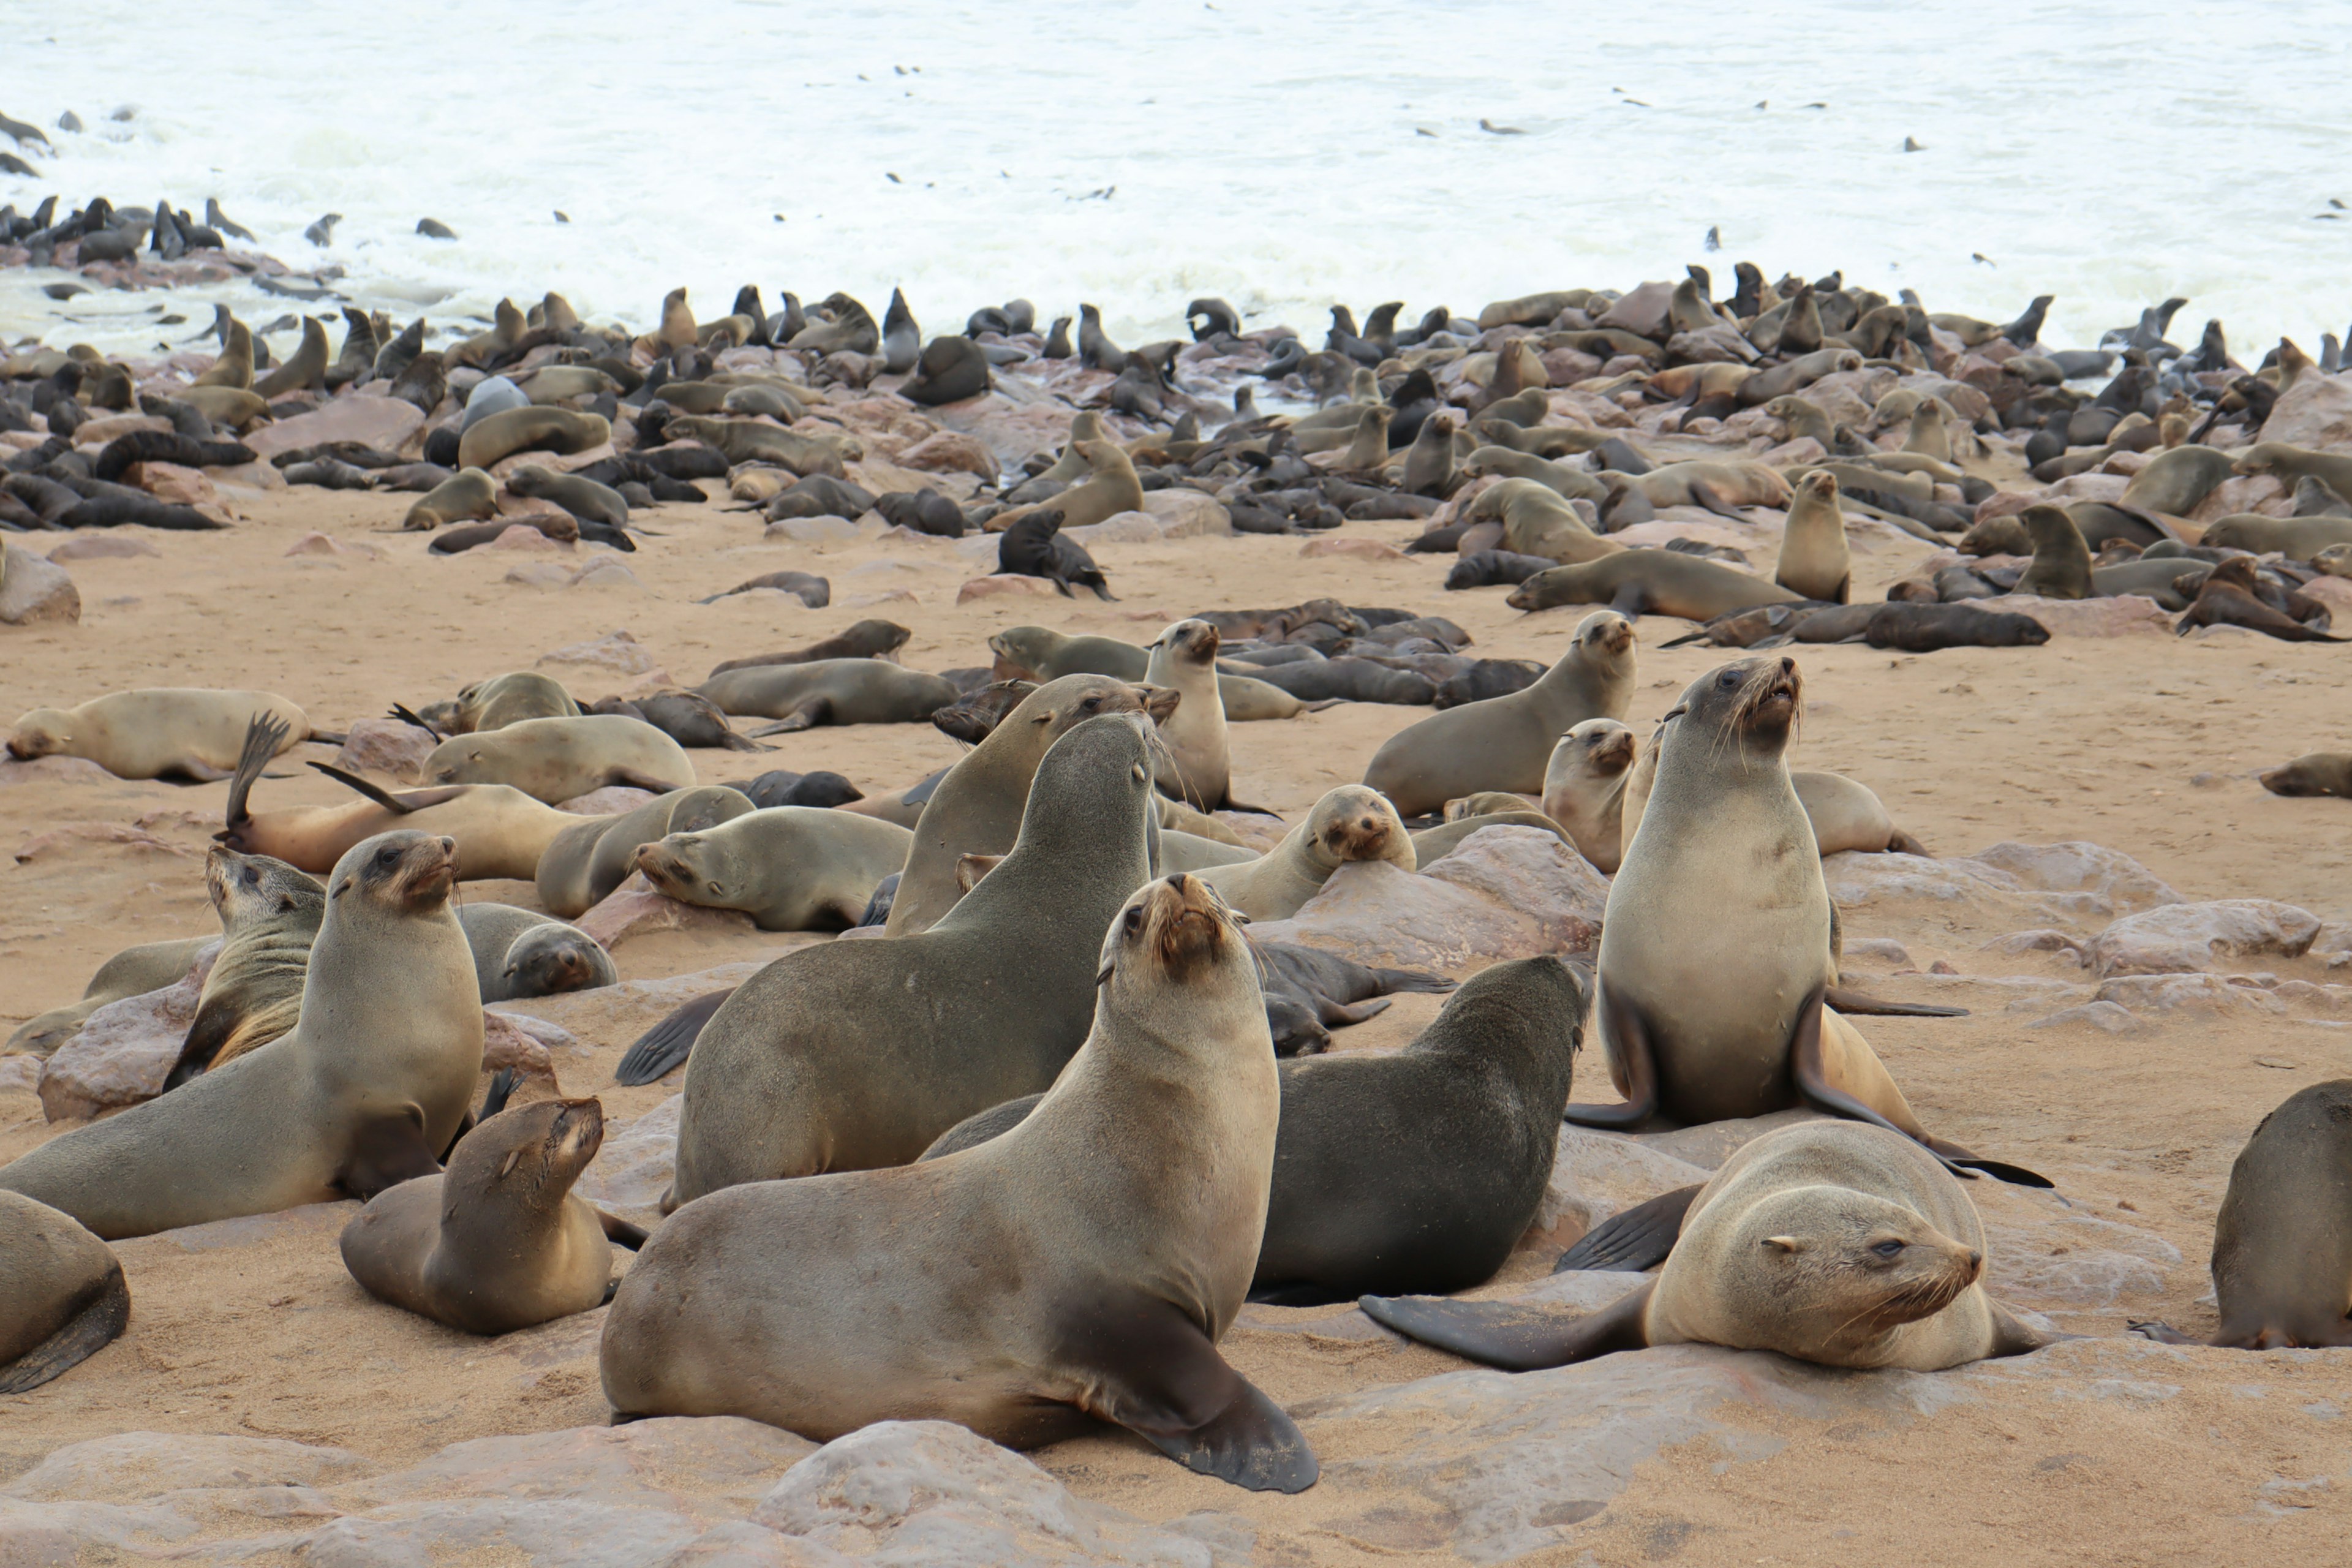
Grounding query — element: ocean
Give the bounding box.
[6,0,2350,361]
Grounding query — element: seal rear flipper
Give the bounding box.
[615,988,735,1086]
[1560,979,1659,1128]
[715,730,769,752]
[1794,992,2048,1186]
[219,712,294,836]
[307,762,470,813]
[1920,1136,2056,1189]
[747,700,829,736]
[1316,995,1391,1027]
[1687,479,1743,519]
[1606,582,1652,619]
[0,1263,130,1395]
[1821,986,1968,1019]
[387,703,442,737]
[1069,1297,1318,1493]
[337,1106,442,1201]
[1552,1185,1701,1273]
[611,767,695,794]
[597,1208,649,1250]
[1885,828,1930,856]
[1359,1280,1654,1371]
[2127,1319,2199,1346]
[1368,967,1456,995]
[1987,1300,2054,1357]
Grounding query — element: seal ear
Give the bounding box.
[1762,1235,1805,1253]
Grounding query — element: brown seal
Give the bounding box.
[0,1191,130,1393]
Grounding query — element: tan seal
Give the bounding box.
[423,714,695,803]
[413,671,579,735]
[1774,470,1852,603]
[0,1191,130,1393]
[698,660,959,734]
[1200,785,1414,920]
[534,785,756,919]
[401,468,499,532]
[1145,619,1256,810]
[165,848,323,1089]
[636,808,913,931]
[600,873,1317,1493]
[9,688,319,782]
[987,625,1313,721]
[1542,717,1637,873]
[1507,551,1804,620]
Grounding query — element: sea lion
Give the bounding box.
[706,619,910,676]
[1542,717,1637,873]
[665,713,1160,1203]
[2013,505,2092,599]
[1775,470,1852,603]
[997,508,1110,598]
[415,671,579,735]
[2257,753,2352,798]
[925,956,1574,1306]
[1363,611,1637,818]
[0,1192,129,1394]
[2119,445,2234,516]
[251,317,330,399]
[1364,1121,2049,1372]
[1561,657,2043,1186]
[0,832,484,1238]
[1199,786,1413,920]
[1508,550,1804,620]
[986,626,1313,721]
[1793,772,1928,856]
[698,660,959,733]
[1605,459,1790,516]
[456,407,609,472]
[453,903,616,1002]
[668,417,849,478]
[9,688,316,782]
[889,676,1163,936]
[990,439,1144,533]
[194,318,254,389]
[1458,450,1608,505]
[1246,657,1436,706]
[341,1097,628,1335]
[2199,513,2352,557]
[508,466,628,530]
[635,809,913,931]
[2174,557,2346,642]
[7,937,214,1057]
[402,468,499,531]
[423,715,694,802]
[602,872,1314,1493]
[1146,619,1254,810]
[165,848,323,1089]
[902,334,991,405]
[534,785,756,919]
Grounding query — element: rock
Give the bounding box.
[894,430,999,483]
[284,531,382,560]
[750,1420,1210,1567]
[37,945,217,1121]
[765,516,860,543]
[1423,824,1610,921]
[1626,1109,1830,1172]
[2024,1000,2147,1035]
[0,546,81,625]
[2093,973,2289,1016]
[1981,928,2086,961]
[1063,512,1164,546]
[2085,899,2321,977]
[487,522,563,551]
[122,461,214,505]
[505,561,575,587]
[207,459,287,491]
[1841,937,1912,966]
[956,574,1061,604]
[333,715,435,780]
[0,756,112,787]
[242,393,425,459]
[1300,537,1407,561]
[570,556,644,590]
[1970,841,2182,911]
[1824,840,2179,932]
[345,1418,813,1512]
[3,1431,371,1501]
[2256,369,2352,450]
[2190,473,2286,524]
[47,535,158,562]
[538,628,663,677]
[480,1009,562,1103]
[578,1093,683,1216]
[577,871,756,949]
[2000,593,2171,637]
[559,786,660,816]
[1140,488,1232,538]
[1976,1185,2181,1310]
[1529,1128,1712,1251]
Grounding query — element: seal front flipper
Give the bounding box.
[2127,1320,2199,1346]
[337,1105,442,1201]
[1560,980,1659,1128]
[1987,1300,2055,1358]
[597,1208,649,1250]
[0,1263,130,1395]
[1792,992,2052,1188]
[1607,582,1652,619]
[1822,985,1968,1019]
[1552,1185,1701,1273]
[1063,1294,1319,1494]
[615,988,735,1085]
[1359,1280,1654,1371]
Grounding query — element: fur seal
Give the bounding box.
[454,903,616,1001]
[601,873,1316,1493]
[9,688,316,782]
[1859,601,2051,652]
[2258,753,2352,799]
[252,317,330,399]
[1793,772,1928,855]
[2232,441,2352,499]
[1363,611,1636,818]
[402,468,499,531]
[636,809,912,931]
[0,1192,130,1393]
[535,785,756,918]
[2119,445,2234,516]
[341,1097,630,1335]
[424,715,694,802]
[1542,717,1637,873]
[588,692,752,752]
[998,508,1110,598]
[889,676,1163,936]
[925,956,1577,1306]
[668,417,850,479]
[706,619,909,677]
[1462,479,1616,562]
[987,626,1313,722]
[1146,619,1256,810]
[414,671,579,736]
[0,832,484,1238]
[8,938,213,1057]
[456,407,609,472]
[2199,513,2352,558]
[989,440,1143,533]
[2174,557,2346,642]
[665,714,1160,1203]
[902,335,991,405]
[2013,505,2092,599]
[1199,785,1414,920]
[165,848,322,1089]
[1561,658,2043,1188]
[1508,551,1804,620]
[1775,470,1852,603]
[698,660,959,733]
[1365,1121,2049,1371]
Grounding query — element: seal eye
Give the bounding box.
[1122,905,1144,935]
[374,846,399,869]
[1717,669,1741,690]
[1872,1240,1905,1258]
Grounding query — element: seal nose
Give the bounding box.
[1778,657,1796,676]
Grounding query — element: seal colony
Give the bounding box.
[2,221,2351,1551]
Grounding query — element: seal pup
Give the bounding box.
[666,714,1161,1202]
[987,625,1316,721]
[1364,1121,2049,1371]
[601,874,1317,1493]
[9,688,317,781]
[1146,619,1259,811]
[0,832,485,1238]
[1542,717,1637,873]
[423,715,695,802]
[902,336,992,405]
[1364,610,1636,818]
[880,287,920,374]
[1199,785,1414,921]
[453,903,616,1001]
[341,1097,636,1335]
[635,809,913,931]
[1560,658,2044,1200]
[926,956,1575,1306]
[165,848,323,1089]
[1774,470,1852,603]
[2258,753,2352,799]
[535,785,756,918]
[1792,772,1929,856]
[2175,559,2345,642]
[2132,1080,2352,1349]
[997,508,1112,598]
[2013,505,2092,599]
[0,1192,130,1394]
[888,676,1162,936]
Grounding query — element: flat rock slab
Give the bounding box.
[243,394,424,459]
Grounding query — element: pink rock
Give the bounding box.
[0,547,81,625]
[538,629,663,677]
[569,557,643,590]
[2086,899,2321,977]
[577,872,756,948]
[1593,281,1674,340]
[1140,489,1231,537]
[894,430,1000,484]
[243,393,425,459]
[39,946,217,1121]
[1299,537,1407,561]
[2000,593,2170,637]
[0,756,113,786]
[956,575,1060,604]
[284,532,383,560]
[2190,473,2286,524]
[70,413,172,447]
[206,459,287,491]
[505,562,575,587]
[1540,347,1604,385]
[2253,371,2352,451]
[333,717,435,780]
[123,461,215,505]
[480,1009,562,1102]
